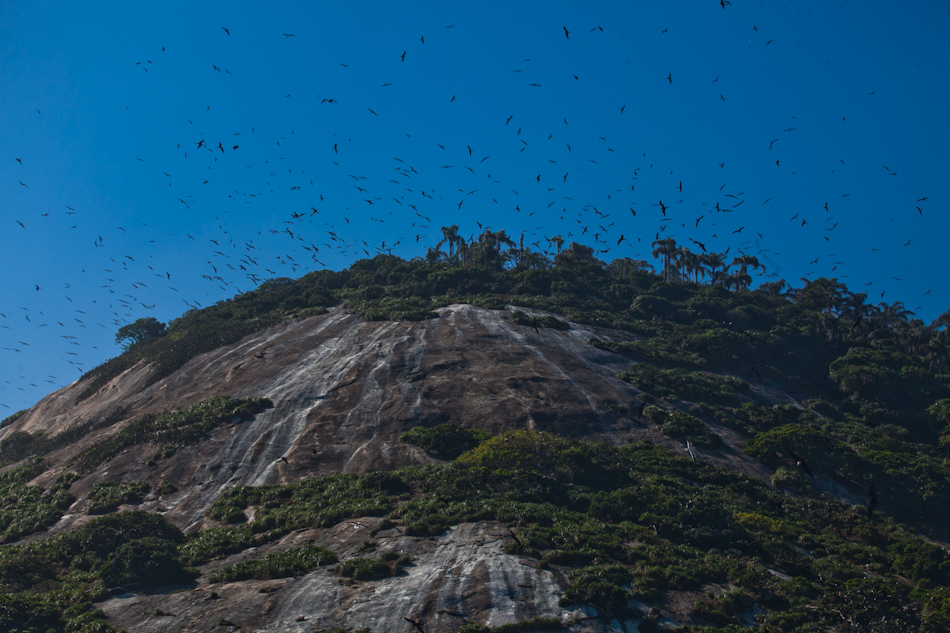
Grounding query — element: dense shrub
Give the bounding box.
[99,536,196,588]
[208,544,337,583]
[337,557,395,581]
[400,424,491,460]
[87,480,150,514]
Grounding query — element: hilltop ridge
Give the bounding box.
[1,242,949,632]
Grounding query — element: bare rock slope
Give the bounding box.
[2,305,785,632]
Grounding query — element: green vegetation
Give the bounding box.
[184,470,406,565]
[0,460,78,542]
[337,556,402,581]
[87,480,150,515]
[620,364,748,406]
[73,395,271,473]
[208,544,337,583]
[400,423,491,460]
[0,408,27,429]
[62,237,948,539]
[0,406,127,467]
[2,235,948,630]
[640,405,722,448]
[510,310,570,331]
[0,511,191,631]
[115,316,166,349]
[0,432,947,630]
[0,396,270,549]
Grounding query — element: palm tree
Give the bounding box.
[702,251,729,286]
[547,235,565,255]
[790,277,848,315]
[755,279,786,296]
[877,301,914,328]
[518,249,553,271]
[651,238,677,282]
[474,229,516,269]
[437,225,462,261]
[424,246,447,264]
[681,250,706,283]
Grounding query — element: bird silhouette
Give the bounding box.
[785,448,814,478]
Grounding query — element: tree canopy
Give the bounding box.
[114,317,166,349]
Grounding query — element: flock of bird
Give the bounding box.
[1,10,939,434]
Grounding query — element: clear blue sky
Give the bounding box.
[2,1,949,413]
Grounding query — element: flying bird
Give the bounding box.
[684,440,698,461]
[785,448,814,478]
[563,26,570,39]
[221,27,230,35]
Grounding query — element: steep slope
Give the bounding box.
[2,252,949,632]
[5,304,776,536]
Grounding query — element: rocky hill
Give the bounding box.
[1,248,949,632]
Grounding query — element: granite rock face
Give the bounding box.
[2,305,783,631]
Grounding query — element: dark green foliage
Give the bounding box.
[0,407,127,467]
[99,536,196,588]
[0,594,66,633]
[208,544,337,583]
[641,405,722,448]
[191,471,405,564]
[0,510,188,629]
[59,510,185,562]
[87,480,150,514]
[620,364,747,406]
[2,247,946,630]
[745,424,851,472]
[0,460,77,542]
[0,409,27,429]
[691,589,755,626]
[336,556,396,581]
[400,423,491,460]
[73,395,271,473]
[561,564,634,616]
[179,524,256,566]
[0,547,57,592]
[745,422,950,535]
[510,310,570,331]
[115,317,166,349]
[0,432,946,630]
